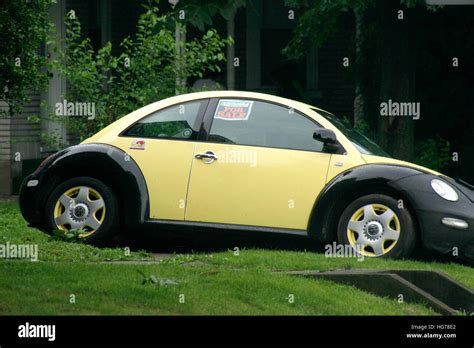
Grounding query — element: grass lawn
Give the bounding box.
[0,201,472,315]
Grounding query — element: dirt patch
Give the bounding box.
[101,253,175,264]
[181,260,211,267]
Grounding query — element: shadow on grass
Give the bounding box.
[118,227,472,267]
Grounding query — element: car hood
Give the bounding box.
[361,155,442,176]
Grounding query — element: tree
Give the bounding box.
[376,1,419,159]
[0,0,53,117]
[170,0,246,90]
[284,0,434,161]
[47,4,231,144]
[284,0,372,128]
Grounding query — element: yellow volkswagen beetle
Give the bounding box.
[19,91,474,261]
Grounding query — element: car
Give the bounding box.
[19,91,474,262]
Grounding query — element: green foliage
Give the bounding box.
[137,270,159,285]
[340,115,370,136]
[51,228,85,243]
[50,4,231,143]
[137,270,179,286]
[0,0,53,117]
[415,136,451,172]
[283,0,433,59]
[340,115,352,128]
[172,0,246,31]
[283,0,373,59]
[354,118,370,135]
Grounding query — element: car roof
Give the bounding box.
[150,90,329,113]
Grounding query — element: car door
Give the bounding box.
[108,99,209,221]
[185,98,333,230]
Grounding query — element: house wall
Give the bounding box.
[0,91,43,196]
[0,0,64,195]
[0,102,12,195]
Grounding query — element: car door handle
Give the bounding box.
[195,151,218,163]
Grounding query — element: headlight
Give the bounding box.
[430,179,459,201]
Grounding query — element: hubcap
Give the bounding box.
[53,186,106,237]
[366,221,383,238]
[346,203,400,257]
[72,203,89,220]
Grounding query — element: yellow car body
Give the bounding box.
[84,91,438,231]
[21,90,474,261]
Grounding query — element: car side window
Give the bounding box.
[122,100,208,140]
[208,99,325,152]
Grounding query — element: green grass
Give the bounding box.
[191,249,474,289]
[0,259,437,315]
[0,201,472,315]
[0,201,150,262]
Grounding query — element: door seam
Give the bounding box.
[324,154,333,183]
[183,142,197,220]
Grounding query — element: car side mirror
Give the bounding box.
[313,128,341,153]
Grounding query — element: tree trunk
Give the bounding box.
[175,21,186,95]
[226,7,236,90]
[353,5,366,129]
[377,2,418,161]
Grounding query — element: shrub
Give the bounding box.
[0,0,53,117]
[415,136,451,172]
[46,4,231,144]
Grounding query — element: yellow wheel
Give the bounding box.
[338,194,416,259]
[346,203,400,257]
[53,186,106,237]
[46,177,119,245]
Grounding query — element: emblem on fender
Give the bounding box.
[130,139,146,150]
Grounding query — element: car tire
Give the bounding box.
[337,194,416,259]
[45,176,119,245]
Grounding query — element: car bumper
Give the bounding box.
[19,172,60,228]
[19,174,43,225]
[392,175,474,261]
[417,209,474,260]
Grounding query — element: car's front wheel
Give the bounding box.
[45,176,119,245]
[337,194,416,259]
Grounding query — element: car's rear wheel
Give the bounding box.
[45,177,119,245]
[337,194,416,259]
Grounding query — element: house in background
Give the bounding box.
[0,0,354,195]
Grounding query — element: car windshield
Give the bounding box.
[312,108,391,157]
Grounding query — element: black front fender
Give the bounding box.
[308,164,427,241]
[19,143,149,228]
